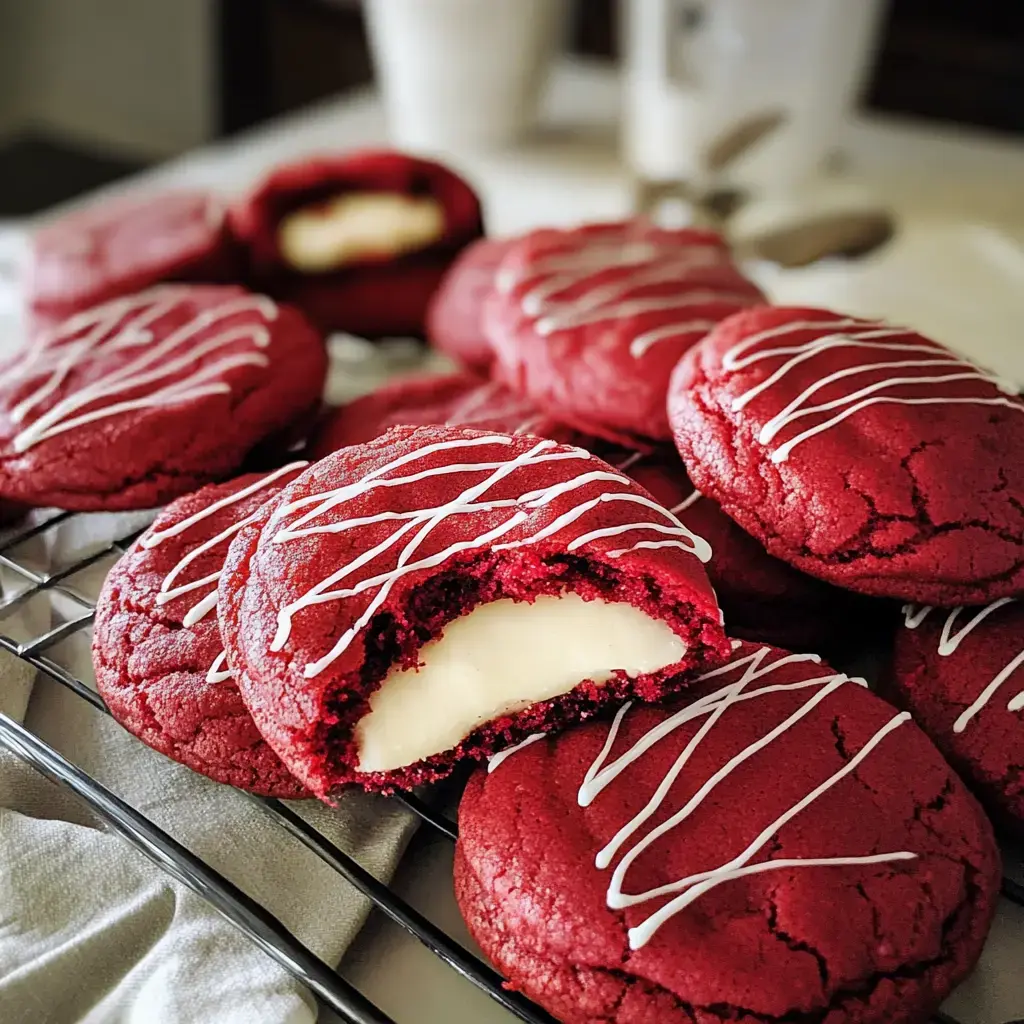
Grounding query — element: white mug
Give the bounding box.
[365,0,568,153]
[622,0,888,190]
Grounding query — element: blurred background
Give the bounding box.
[0,0,1021,216]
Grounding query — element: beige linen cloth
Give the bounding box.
[0,274,442,1024]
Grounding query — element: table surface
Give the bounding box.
[12,59,1024,1024]
[13,60,1024,384]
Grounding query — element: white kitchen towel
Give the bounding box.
[0,511,419,1024]
[0,310,437,1023]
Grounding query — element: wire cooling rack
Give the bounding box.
[0,508,1021,1024]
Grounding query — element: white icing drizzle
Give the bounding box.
[722,317,1022,464]
[511,415,545,436]
[613,451,645,473]
[538,293,753,341]
[606,538,698,559]
[487,733,546,773]
[671,490,702,514]
[206,651,232,684]
[267,434,712,679]
[444,381,546,436]
[443,380,503,424]
[144,462,305,549]
[148,461,308,680]
[901,603,933,630]
[606,454,705,555]
[903,599,1023,732]
[496,234,701,295]
[630,320,721,359]
[571,645,913,950]
[526,250,721,323]
[498,229,758,359]
[935,600,1012,656]
[2,286,278,452]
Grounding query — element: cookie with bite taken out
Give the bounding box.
[229,150,484,338]
[219,425,728,796]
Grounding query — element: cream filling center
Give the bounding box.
[353,594,686,773]
[278,191,445,273]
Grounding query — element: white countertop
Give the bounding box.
[8,59,1024,1024]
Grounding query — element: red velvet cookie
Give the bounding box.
[426,237,512,370]
[28,190,236,317]
[456,641,1000,1024]
[485,221,765,441]
[230,150,484,337]
[669,306,1024,605]
[93,465,309,796]
[219,425,728,796]
[619,447,876,651]
[891,599,1024,836]
[0,285,326,511]
[309,371,583,455]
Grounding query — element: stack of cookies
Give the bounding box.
[2,149,1020,1024]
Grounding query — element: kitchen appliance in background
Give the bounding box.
[364,0,570,152]
[622,0,888,194]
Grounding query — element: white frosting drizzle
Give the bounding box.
[2,287,278,452]
[903,600,1024,732]
[513,415,545,435]
[671,490,702,514]
[613,451,645,473]
[608,453,704,550]
[266,434,712,679]
[493,644,913,950]
[496,235,701,295]
[722,317,1022,464]
[498,230,757,359]
[445,380,503,424]
[901,604,933,630]
[147,461,308,681]
[444,381,547,436]
[487,733,546,773]
[144,462,305,549]
[538,293,753,341]
[630,320,721,359]
[206,651,232,684]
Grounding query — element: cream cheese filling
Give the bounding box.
[353,594,686,773]
[278,191,445,273]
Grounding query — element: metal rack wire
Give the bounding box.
[0,508,1019,1024]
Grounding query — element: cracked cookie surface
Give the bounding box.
[890,599,1024,837]
[668,306,1024,604]
[456,642,1000,1024]
[93,468,308,796]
